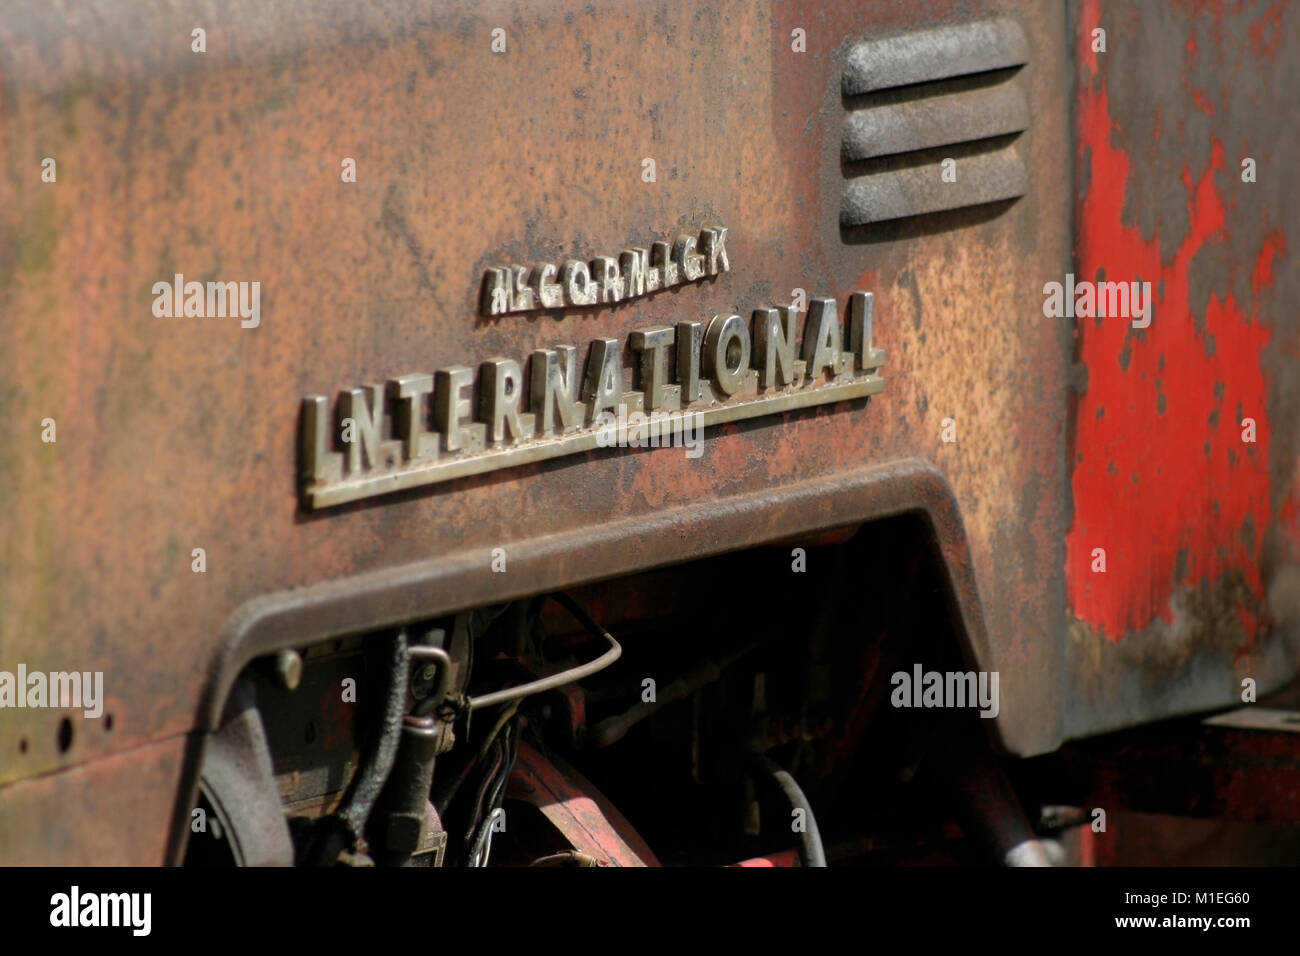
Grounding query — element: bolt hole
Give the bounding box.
[57,717,73,753]
[105,713,114,732]
[19,738,28,754]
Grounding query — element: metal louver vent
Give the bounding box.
[840,18,1029,228]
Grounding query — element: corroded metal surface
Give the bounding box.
[1,0,1076,862]
[0,736,188,865]
[1064,0,1300,738]
[508,740,656,866]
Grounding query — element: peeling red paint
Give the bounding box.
[1252,228,1286,296]
[1175,0,1230,65]
[1247,0,1287,60]
[1067,0,1282,639]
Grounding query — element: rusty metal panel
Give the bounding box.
[0,735,188,865]
[1063,0,1300,738]
[1,0,1076,862]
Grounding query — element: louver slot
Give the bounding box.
[842,18,1029,95]
[841,18,1030,228]
[842,146,1027,226]
[842,83,1029,162]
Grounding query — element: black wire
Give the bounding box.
[338,628,411,837]
[303,628,410,865]
[469,717,521,865]
[751,753,828,868]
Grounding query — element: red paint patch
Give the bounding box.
[1067,13,1279,640]
[1174,0,1229,64]
[1247,0,1286,61]
[1251,228,1286,297]
[1080,0,1102,73]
